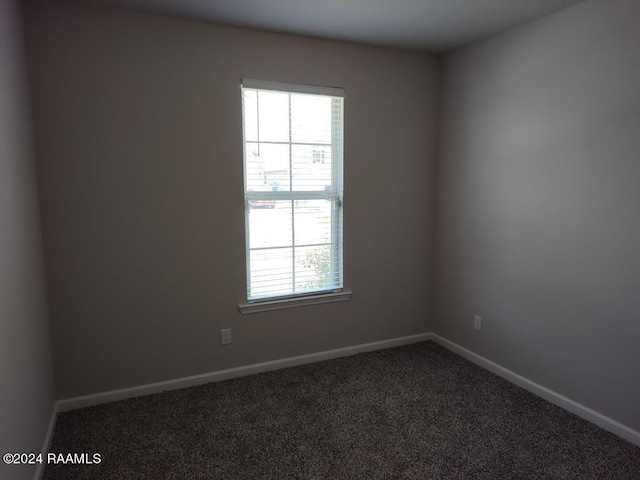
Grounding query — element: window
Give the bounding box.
[241,79,344,306]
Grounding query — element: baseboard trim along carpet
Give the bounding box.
[34,403,57,480]
[430,333,640,447]
[54,332,639,448]
[56,332,432,413]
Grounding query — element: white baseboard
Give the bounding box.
[54,331,639,449]
[430,333,640,447]
[33,403,57,480]
[57,332,432,412]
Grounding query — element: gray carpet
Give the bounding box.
[44,342,640,479]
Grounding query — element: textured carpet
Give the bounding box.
[44,342,640,479]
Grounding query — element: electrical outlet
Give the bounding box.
[221,328,232,345]
[474,315,482,332]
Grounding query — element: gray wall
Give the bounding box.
[436,0,640,431]
[24,2,439,398]
[0,0,56,479]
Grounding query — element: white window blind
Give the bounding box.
[241,79,344,302]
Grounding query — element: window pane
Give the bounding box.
[291,145,333,192]
[295,245,334,293]
[294,199,332,246]
[249,248,293,299]
[248,200,292,249]
[243,90,259,142]
[257,90,289,143]
[245,142,291,192]
[291,94,332,144]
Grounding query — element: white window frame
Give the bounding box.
[238,79,351,313]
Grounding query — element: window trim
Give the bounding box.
[240,79,346,308]
[239,290,352,315]
[242,79,344,98]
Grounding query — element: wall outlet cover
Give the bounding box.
[221,328,232,345]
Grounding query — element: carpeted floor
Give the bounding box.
[44,341,640,479]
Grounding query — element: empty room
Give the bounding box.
[1,0,639,478]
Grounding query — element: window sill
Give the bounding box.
[239,291,352,315]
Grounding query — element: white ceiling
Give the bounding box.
[75,0,585,52]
